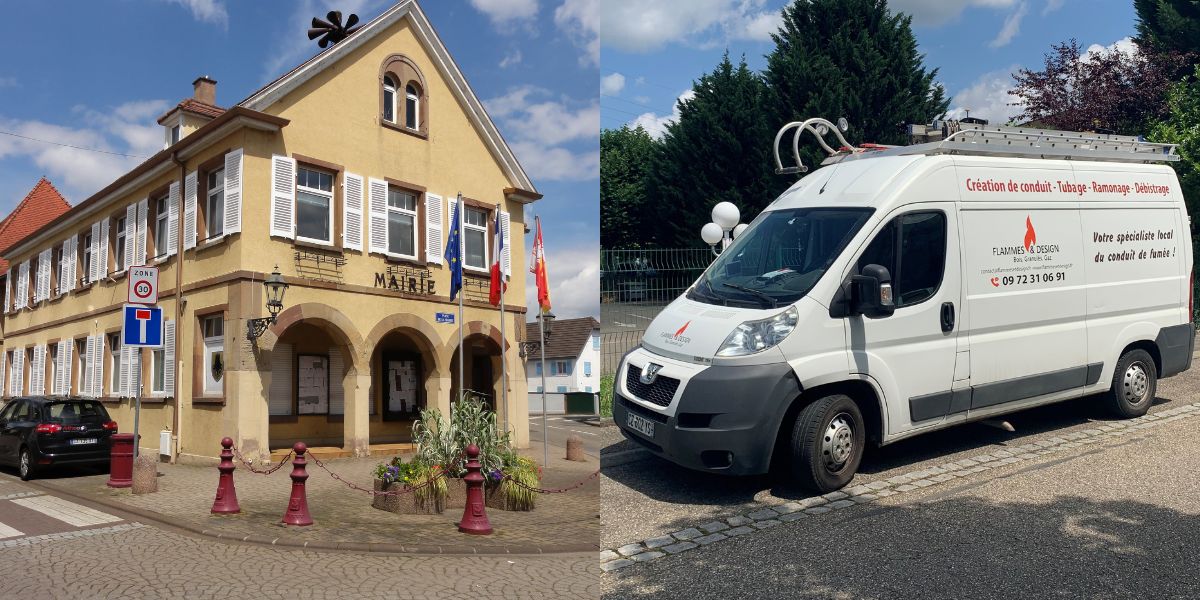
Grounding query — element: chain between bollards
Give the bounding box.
[498,469,601,494]
[306,452,448,497]
[230,444,294,475]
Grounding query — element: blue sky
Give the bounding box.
[0,0,599,319]
[601,0,1138,136]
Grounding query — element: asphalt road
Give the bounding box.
[530,415,605,456]
[602,360,1200,599]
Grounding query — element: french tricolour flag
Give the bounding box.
[488,205,506,306]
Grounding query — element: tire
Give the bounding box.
[789,394,865,493]
[1106,349,1157,418]
[18,447,36,482]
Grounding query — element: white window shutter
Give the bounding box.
[62,340,73,395]
[426,193,444,264]
[270,156,296,239]
[17,260,29,309]
[124,203,137,269]
[61,236,75,294]
[500,211,512,277]
[167,181,180,256]
[28,346,39,396]
[328,348,344,415]
[54,341,65,395]
[14,349,24,396]
[89,221,101,283]
[367,177,388,254]
[135,198,148,266]
[163,320,175,397]
[3,274,9,313]
[269,343,293,415]
[42,248,53,300]
[118,345,131,397]
[126,346,141,397]
[36,346,47,396]
[92,335,105,398]
[33,250,45,303]
[342,172,364,251]
[83,336,96,398]
[98,219,110,278]
[184,171,198,250]
[224,148,243,235]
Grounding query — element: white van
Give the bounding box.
[615,118,1195,492]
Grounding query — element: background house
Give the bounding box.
[524,316,600,394]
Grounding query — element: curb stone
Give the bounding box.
[600,400,1200,572]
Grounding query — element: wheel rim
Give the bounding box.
[822,413,855,471]
[1122,362,1151,405]
[19,452,29,477]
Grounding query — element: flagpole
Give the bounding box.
[457,193,464,408]
[537,215,549,469]
[499,204,508,437]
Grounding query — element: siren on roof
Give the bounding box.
[308,11,361,48]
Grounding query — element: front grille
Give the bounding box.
[625,364,681,408]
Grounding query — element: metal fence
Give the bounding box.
[600,248,714,375]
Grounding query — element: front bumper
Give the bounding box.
[614,349,800,475]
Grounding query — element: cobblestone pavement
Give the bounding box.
[26,442,598,554]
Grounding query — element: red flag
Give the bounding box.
[530,217,551,312]
[488,205,506,306]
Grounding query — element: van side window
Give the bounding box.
[857,211,946,308]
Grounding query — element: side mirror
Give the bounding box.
[849,264,895,318]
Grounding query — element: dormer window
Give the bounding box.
[383,76,397,124]
[170,124,181,145]
[405,83,420,130]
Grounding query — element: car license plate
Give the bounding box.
[69,438,98,445]
[626,412,655,438]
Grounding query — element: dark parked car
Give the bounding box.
[0,397,117,480]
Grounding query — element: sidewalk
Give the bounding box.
[32,440,599,555]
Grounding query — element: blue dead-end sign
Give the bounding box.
[122,304,163,348]
[436,312,454,324]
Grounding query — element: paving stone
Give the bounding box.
[958,458,979,467]
[602,559,636,572]
[726,516,753,527]
[876,489,898,498]
[926,466,947,475]
[896,484,918,492]
[913,479,936,488]
[827,499,856,509]
[1019,453,1039,459]
[851,494,878,504]
[662,541,698,554]
[693,533,727,545]
[748,508,780,521]
[779,512,807,522]
[821,491,849,502]
[725,526,755,537]
[774,502,803,515]
[887,474,914,485]
[804,507,832,515]
[797,497,828,509]
[630,551,665,562]
[752,519,782,530]
[644,536,675,549]
[698,521,729,534]
[600,550,620,562]
[865,481,891,491]
[671,528,704,541]
[931,474,955,483]
[617,544,644,557]
[843,485,871,496]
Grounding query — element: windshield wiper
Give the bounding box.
[691,278,727,306]
[721,283,777,308]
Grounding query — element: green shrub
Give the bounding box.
[599,374,614,417]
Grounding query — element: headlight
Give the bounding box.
[716,306,799,357]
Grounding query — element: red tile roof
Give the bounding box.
[0,178,71,275]
[524,317,599,360]
[156,98,225,124]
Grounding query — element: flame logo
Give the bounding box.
[1023,216,1036,251]
[674,321,692,338]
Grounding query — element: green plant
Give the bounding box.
[372,456,448,505]
[413,394,514,478]
[412,406,461,476]
[599,374,614,417]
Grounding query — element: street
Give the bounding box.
[530,415,605,456]
[602,357,1200,599]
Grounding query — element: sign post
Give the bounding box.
[123,266,161,459]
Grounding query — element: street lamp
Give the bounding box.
[519,311,556,358]
[703,202,746,256]
[247,266,289,341]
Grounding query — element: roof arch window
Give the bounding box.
[379,55,427,138]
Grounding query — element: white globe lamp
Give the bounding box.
[711,202,740,231]
[732,223,749,239]
[701,222,724,246]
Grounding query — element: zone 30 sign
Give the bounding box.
[128,266,159,304]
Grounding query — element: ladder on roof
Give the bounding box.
[774,118,1180,176]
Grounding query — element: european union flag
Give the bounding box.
[445,195,463,301]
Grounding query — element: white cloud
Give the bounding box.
[470,0,539,26]
[0,77,18,88]
[161,0,229,29]
[1084,36,1137,59]
[989,1,1027,48]
[486,86,599,181]
[601,73,626,96]
[600,0,780,53]
[1043,0,1066,15]
[943,66,1023,125]
[629,90,695,139]
[888,0,1018,27]
[555,0,599,67]
[499,49,523,68]
[524,241,599,319]
[262,0,388,81]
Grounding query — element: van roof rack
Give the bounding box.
[774,118,1180,175]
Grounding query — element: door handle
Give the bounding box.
[940,302,955,332]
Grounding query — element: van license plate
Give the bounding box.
[69,438,97,445]
[626,413,655,438]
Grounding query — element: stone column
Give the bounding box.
[343,369,372,458]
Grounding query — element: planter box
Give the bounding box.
[485,481,536,512]
[370,478,447,515]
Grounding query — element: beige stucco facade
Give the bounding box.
[0,2,537,463]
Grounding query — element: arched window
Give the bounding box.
[405,83,420,130]
[382,75,397,123]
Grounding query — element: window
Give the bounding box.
[48,345,57,395]
[206,169,225,239]
[585,386,593,393]
[295,167,334,244]
[557,385,568,393]
[592,335,600,351]
[463,206,488,270]
[202,315,224,395]
[108,333,121,396]
[382,76,396,123]
[52,246,63,295]
[80,231,93,285]
[151,348,165,395]
[154,196,170,257]
[405,83,420,130]
[584,361,592,377]
[387,188,417,258]
[76,339,88,395]
[114,216,127,272]
[534,362,542,376]
[553,360,572,376]
[170,125,181,145]
[856,211,947,308]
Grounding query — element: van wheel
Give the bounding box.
[1106,349,1157,418]
[789,394,865,493]
[18,448,36,481]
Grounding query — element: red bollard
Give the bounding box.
[107,433,135,488]
[211,437,240,514]
[458,444,493,535]
[281,442,313,526]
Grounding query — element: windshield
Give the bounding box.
[689,207,874,308]
[44,401,109,424]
